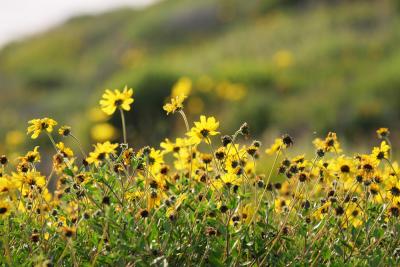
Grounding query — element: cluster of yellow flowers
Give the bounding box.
[0,82,398,265]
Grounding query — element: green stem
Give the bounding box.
[70,133,87,158]
[179,110,193,179]
[46,132,58,153]
[120,108,127,145]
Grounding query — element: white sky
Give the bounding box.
[0,0,157,47]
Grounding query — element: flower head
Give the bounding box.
[56,142,74,158]
[100,86,134,115]
[58,126,71,137]
[376,128,390,139]
[187,115,219,144]
[27,118,58,139]
[265,138,284,155]
[24,146,41,163]
[372,141,390,161]
[86,141,118,166]
[163,94,187,115]
[313,132,342,153]
[0,200,11,218]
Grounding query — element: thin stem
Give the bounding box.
[179,110,193,179]
[46,132,58,153]
[120,108,127,145]
[70,133,87,158]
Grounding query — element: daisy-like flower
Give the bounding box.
[376,127,390,139]
[140,148,165,173]
[238,203,255,224]
[12,170,46,190]
[56,142,74,158]
[62,226,76,238]
[274,198,290,214]
[187,115,219,144]
[99,86,134,115]
[163,94,187,115]
[86,141,118,166]
[358,154,378,175]
[212,173,242,190]
[313,132,342,153]
[58,126,71,137]
[344,203,364,228]
[160,137,189,154]
[0,177,15,197]
[329,156,356,180]
[387,180,400,198]
[24,146,41,163]
[27,118,58,139]
[0,199,11,218]
[372,141,390,161]
[312,201,331,221]
[265,138,284,155]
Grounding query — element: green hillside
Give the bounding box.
[0,0,399,152]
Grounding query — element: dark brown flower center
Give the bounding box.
[114,99,123,107]
[340,165,350,173]
[200,129,209,138]
[41,122,49,129]
[97,152,106,161]
[391,186,400,196]
[0,207,7,214]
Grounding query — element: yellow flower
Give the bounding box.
[24,146,41,163]
[0,177,16,198]
[211,173,242,191]
[329,156,356,180]
[62,226,76,238]
[387,180,400,198]
[12,171,46,192]
[58,126,71,137]
[86,141,118,166]
[372,141,390,161]
[99,86,134,115]
[313,132,342,153]
[166,193,187,219]
[147,189,167,209]
[187,115,219,144]
[344,203,364,228]
[312,202,331,221]
[171,77,192,97]
[56,142,74,158]
[265,138,284,155]
[358,154,378,175]
[0,199,11,218]
[274,198,290,214]
[163,94,187,115]
[160,138,189,154]
[122,148,134,166]
[146,148,164,172]
[27,118,58,139]
[376,127,390,139]
[238,204,255,224]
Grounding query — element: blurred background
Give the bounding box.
[0,0,399,159]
